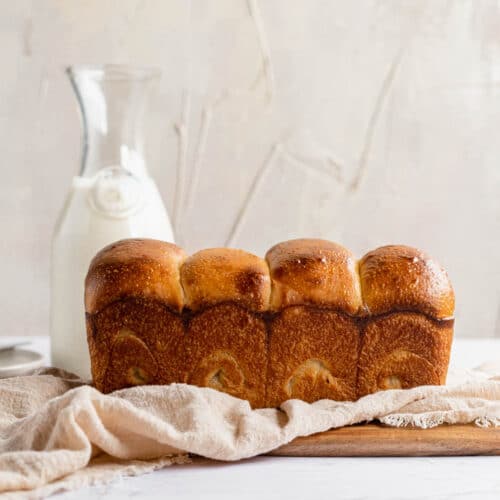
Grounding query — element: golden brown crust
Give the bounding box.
[184,303,267,408]
[85,238,455,405]
[266,306,359,407]
[85,239,186,314]
[359,245,455,319]
[265,239,362,314]
[357,313,454,397]
[180,248,271,312]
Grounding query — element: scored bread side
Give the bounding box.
[357,313,454,396]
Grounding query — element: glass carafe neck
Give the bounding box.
[67,65,160,178]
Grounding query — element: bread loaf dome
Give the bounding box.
[266,238,362,314]
[85,238,185,314]
[85,238,455,408]
[181,248,271,312]
[181,248,269,407]
[85,239,186,392]
[359,245,455,319]
[265,239,361,406]
[357,245,454,396]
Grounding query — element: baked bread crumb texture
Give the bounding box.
[85,238,455,408]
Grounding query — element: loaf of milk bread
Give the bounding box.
[85,238,455,408]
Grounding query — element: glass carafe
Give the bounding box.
[50,65,174,378]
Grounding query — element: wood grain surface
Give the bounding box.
[269,424,500,457]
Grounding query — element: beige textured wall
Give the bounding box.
[1,1,499,337]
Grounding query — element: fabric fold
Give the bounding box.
[1,366,499,497]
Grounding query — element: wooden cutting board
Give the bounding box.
[269,424,500,457]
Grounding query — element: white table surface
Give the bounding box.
[4,336,500,500]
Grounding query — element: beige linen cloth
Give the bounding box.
[1,365,500,499]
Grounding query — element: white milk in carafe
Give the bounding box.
[50,166,173,378]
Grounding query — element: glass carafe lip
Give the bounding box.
[66,64,161,82]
